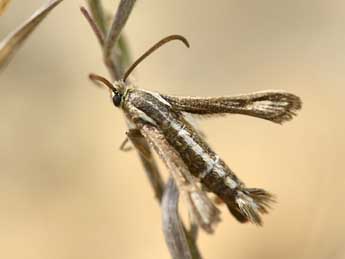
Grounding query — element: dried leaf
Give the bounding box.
[0,0,63,69]
[0,0,11,15]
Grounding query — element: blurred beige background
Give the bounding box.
[1,1,345,258]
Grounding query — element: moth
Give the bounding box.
[90,35,302,231]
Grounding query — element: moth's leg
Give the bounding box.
[119,137,133,152]
[125,127,165,201]
[139,123,221,233]
[125,128,153,160]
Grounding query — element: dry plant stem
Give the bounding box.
[104,0,137,80]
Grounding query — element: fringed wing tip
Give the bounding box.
[269,92,302,124]
[228,188,276,226]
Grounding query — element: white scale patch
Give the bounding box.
[128,90,172,126]
[141,90,172,107]
[132,106,158,126]
[174,124,216,178]
[251,100,288,113]
[224,176,238,189]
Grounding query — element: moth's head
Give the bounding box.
[89,74,125,108]
[111,84,123,107]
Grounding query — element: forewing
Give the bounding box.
[162,90,302,124]
[140,124,221,233]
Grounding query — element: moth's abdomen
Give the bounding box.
[161,117,275,225]
[202,166,275,225]
[162,120,217,178]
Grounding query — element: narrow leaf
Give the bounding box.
[0,0,63,69]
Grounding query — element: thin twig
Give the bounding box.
[104,0,137,80]
[80,7,104,46]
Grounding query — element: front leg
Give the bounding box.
[119,137,132,152]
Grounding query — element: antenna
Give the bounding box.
[123,35,190,82]
[89,73,118,93]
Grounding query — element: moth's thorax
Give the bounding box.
[121,88,171,120]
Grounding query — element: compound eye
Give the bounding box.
[112,93,122,107]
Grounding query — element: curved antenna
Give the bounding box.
[89,73,117,93]
[123,35,190,82]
